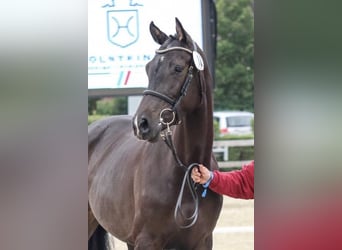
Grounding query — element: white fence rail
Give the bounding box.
[212,139,254,168]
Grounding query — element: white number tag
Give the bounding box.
[192,51,204,71]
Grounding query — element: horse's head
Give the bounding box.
[133,18,207,142]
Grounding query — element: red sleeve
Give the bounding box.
[209,161,254,199]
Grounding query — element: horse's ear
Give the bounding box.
[175,17,187,43]
[150,21,168,45]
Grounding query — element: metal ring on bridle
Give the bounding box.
[159,108,176,125]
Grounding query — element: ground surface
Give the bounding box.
[112,196,254,249]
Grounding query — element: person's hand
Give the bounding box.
[191,164,211,184]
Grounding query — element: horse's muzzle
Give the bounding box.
[132,115,161,142]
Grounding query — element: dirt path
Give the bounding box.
[212,196,254,249]
[112,196,254,249]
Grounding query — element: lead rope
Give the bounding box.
[174,163,200,228]
[160,115,200,228]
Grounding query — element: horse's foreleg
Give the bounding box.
[126,243,134,250]
[89,225,112,250]
[88,202,99,239]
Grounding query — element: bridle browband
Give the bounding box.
[155,46,193,54]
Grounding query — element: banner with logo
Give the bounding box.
[88,0,203,90]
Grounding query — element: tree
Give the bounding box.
[214,0,254,112]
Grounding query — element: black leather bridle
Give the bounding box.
[142,45,205,228]
[142,46,195,115]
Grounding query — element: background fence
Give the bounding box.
[213,139,254,168]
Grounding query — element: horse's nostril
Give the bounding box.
[139,117,149,133]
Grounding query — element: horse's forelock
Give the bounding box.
[157,35,176,51]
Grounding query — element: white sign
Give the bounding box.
[88,0,203,89]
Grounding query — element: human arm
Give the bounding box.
[191,161,254,199]
[210,161,254,199]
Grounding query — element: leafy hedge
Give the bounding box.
[88,115,110,125]
[214,146,254,162]
[216,134,254,140]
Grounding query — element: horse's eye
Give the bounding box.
[175,65,183,73]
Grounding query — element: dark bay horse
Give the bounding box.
[88,18,223,249]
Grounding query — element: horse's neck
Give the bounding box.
[173,108,214,170]
[172,68,214,170]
